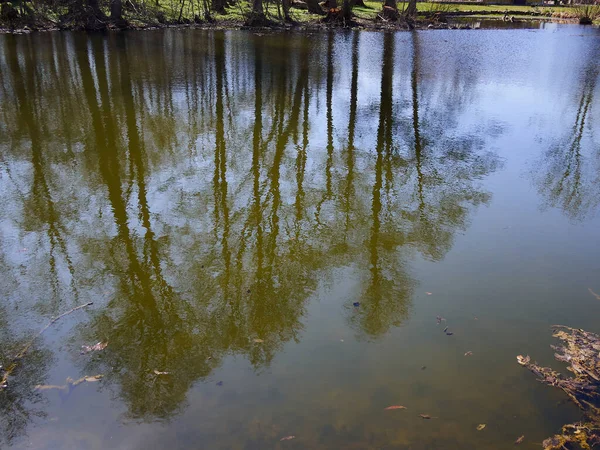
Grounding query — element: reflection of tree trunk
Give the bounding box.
[411,32,425,214]
[370,32,394,282]
[116,35,171,298]
[316,33,335,223]
[213,33,231,294]
[295,48,310,226]
[344,32,359,238]
[7,36,75,301]
[326,32,334,198]
[252,38,264,284]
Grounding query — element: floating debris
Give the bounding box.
[353,302,360,307]
[280,435,295,441]
[517,326,600,449]
[426,292,433,295]
[421,366,427,370]
[35,374,103,392]
[514,435,525,445]
[216,381,223,386]
[384,405,407,410]
[1,302,93,389]
[477,424,486,431]
[419,414,436,419]
[153,370,170,376]
[443,326,448,332]
[464,351,473,357]
[80,342,108,355]
[436,316,446,325]
[445,332,454,336]
[474,316,479,320]
[589,288,600,300]
[253,338,264,343]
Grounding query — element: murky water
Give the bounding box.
[0,25,599,449]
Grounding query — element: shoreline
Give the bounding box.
[0,14,582,35]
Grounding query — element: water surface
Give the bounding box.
[1,25,600,449]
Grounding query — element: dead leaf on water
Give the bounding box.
[514,435,525,445]
[419,414,436,419]
[153,370,170,376]
[384,405,407,410]
[83,375,103,382]
[477,424,486,431]
[280,435,295,441]
[516,355,531,366]
[80,342,108,354]
[426,292,433,295]
[253,339,264,343]
[464,351,473,357]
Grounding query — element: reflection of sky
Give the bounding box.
[0,25,600,449]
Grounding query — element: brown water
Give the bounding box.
[0,25,599,450]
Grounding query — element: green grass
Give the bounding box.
[137,0,578,26]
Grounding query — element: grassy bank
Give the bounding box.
[0,0,589,33]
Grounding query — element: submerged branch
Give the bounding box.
[517,326,600,449]
[0,302,93,390]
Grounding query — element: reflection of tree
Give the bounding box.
[0,31,503,426]
[533,62,599,221]
[0,306,51,447]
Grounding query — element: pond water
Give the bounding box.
[1,25,599,449]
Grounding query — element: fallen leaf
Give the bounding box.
[477,424,486,431]
[426,292,433,295]
[80,342,108,354]
[445,332,453,336]
[83,375,103,382]
[280,436,295,441]
[153,370,170,376]
[253,339,264,343]
[384,405,407,410]
[514,435,525,445]
[516,355,531,366]
[340,339,344,342]
[474,316,479,320]
[443,326,448,332]
[421,366,427,370]
[419,414,436,419]
[464,351,473,357]
[589,288,600,300]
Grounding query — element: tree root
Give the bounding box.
[517,326,600,449]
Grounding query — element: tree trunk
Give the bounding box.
[211,0,226,14]
[111,0,123,21]
[252,0,264,15]
[404,0,416,17]
[342,0,352,20]
[87,0,103,15]
[282,0,291,20]
[304,0,325,14]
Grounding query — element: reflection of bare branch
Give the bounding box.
[1,302,92,389]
